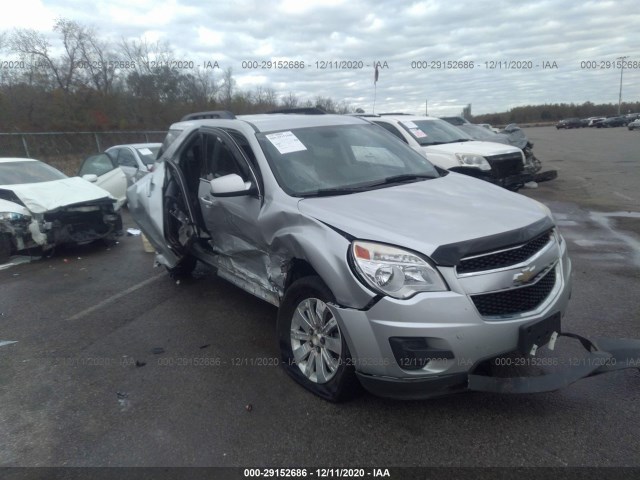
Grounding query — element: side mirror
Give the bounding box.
[82,174,98,183]
[209,173,254,197]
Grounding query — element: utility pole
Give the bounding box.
[617,56,629,115]
[425,99,428,116]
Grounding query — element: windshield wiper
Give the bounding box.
[301,174,435,197]
[451,138,471,142]
[302,186,371,197]
[378,173,435,184]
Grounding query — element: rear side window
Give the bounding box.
[79,154,116,177]
[373,122,408,143]
[158,129,184,159]
[116,149,137,168]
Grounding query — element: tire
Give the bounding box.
[166,254,197,278]
[0,234,11,264]
[277,276,360,402]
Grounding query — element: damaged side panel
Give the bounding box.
[195,190,374,309]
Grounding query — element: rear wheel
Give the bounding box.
[278,276,360,402]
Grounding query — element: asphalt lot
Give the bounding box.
[0,126,638,468]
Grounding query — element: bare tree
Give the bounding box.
[314,95,336,113]
[119,37,173,75]
[77,31,118,94]
[280,92,299,109]
[219,67,235,109]
[246,86,277,112]
[180,68,219,105]
[53,18,86,91]
[9,18,88,93]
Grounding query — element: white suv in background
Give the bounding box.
[360,114,531,190]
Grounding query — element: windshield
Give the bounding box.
[0,160,67,185]
[258,124,440,197]
[135,146,161,165]
[398,119,472,146]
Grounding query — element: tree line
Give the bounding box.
[0,19,354,132]
[1,19,637,132]
[471,101,640,126]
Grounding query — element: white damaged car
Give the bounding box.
[0,158,122,264]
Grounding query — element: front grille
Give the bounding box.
[471,267,557,316]
[44,206,113,242]
[457,230,552,274]
[485,152,524,178]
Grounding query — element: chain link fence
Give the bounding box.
[0,131,167,175]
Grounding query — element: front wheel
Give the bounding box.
[277,276,360,402]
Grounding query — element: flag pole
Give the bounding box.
[373,63,379,113]
[373,82,377,114]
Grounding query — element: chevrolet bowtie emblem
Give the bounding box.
[513,266,537,285]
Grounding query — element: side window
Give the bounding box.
[179,133,204,192]
[203,134,249,181]
[116,148,138,168]
[225,130,259,172]
[373,122,408,143]
[79,154,116,177]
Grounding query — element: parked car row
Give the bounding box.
[556,114,639,129]
[627,118,640,130]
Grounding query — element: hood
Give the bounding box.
[422,140,522,157]
[0,177,114,214]
[298,173,551,262]
[0,198,31,216]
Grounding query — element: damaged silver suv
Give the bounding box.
[128,112,639,401]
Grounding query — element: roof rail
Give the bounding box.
[348,113,380,117]
[180,110,236,121]
[378,112,413,116]
[266,107,327,115]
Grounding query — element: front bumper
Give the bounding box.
[328,238,575,398]
[355,335,640,399]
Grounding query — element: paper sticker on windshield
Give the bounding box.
[265,131,307,154]
[410,128,427,138]
[402,121,419,129]
[138,148,153,155]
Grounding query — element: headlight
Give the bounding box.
[350,241,448,299]
[455,153,491,171]
[0,212,31,223]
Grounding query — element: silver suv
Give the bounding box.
[128,112,577,400]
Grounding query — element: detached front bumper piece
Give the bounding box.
[356,333,640,399]
[468,333,640,394]
[495,172,535,189]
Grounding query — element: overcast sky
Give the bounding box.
[2,0,639,115]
